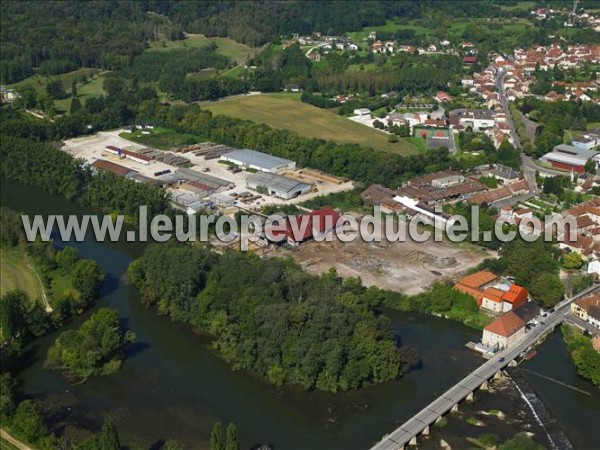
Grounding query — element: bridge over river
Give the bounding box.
[370,284,600,450]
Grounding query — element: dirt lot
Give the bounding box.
[282,235,491,295]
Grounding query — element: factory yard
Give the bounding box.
[61,129,354,210]
[284,233,490,295]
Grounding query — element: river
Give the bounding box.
[1,179,598,450]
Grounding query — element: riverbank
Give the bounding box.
[2,179,598,449]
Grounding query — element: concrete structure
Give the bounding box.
[354,108,371,116]
[91,159,133,177]
[540,144,600,173]
[370,285,600,450]
[572,135,599,150]
[247,172,311,199]
[221,149,296,173]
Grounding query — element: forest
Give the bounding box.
[127,243,420,392]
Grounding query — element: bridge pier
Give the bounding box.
[493,370,504,380]
[422,425,430,436]
[409,436,418,447]
[480,380,489,391]
[435,416,445,424]
[466,391,474,402]
[451,403,459,413]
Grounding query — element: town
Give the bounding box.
[1,2,599,450]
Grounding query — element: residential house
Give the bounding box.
[570,294,600,329]
[482,311,526,350]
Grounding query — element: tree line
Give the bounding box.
[127,243,420,392]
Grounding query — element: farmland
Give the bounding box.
[202,93,423,155]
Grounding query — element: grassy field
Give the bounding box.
[7,68,102,93]
[202,93,422,155]
[0,246,44,302]
[8,69,107,113]
[119,127,208,150]
[148,34,259,64]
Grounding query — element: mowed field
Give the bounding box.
[0,246,44,302]
[149,34,259,65]
[203,93,422,155]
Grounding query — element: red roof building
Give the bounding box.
[266,208,341,245]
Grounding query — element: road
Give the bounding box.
[0,429,33,450]
[496,71,540,197]
[369,284,600,450]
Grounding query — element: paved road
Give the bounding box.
[496,71,541,195]
[369,284,600,450]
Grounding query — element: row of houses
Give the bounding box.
[360,168,530,216]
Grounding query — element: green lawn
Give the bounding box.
[148,34,259,64]
[0,246,44,303]
[202,93,422,155]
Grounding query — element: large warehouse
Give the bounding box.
[247,172,312,199]
[221,149,296,173]
[540,144,599,173]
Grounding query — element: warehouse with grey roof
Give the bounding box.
[247,172,312,199]
[221,149,296,173]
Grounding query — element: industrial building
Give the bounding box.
[91,159,134,177]
[247,172,312,199]
[540,144,600,173]
[221,149,296,173]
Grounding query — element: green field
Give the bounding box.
[7,68,102,93]
[0,246,44,302]
[120,127,208,150]
[149,34,259,64]
[8,68,107,113]
[202,93,421,155]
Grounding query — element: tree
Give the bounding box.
[70,80,82,114]
[225,423,240,450]
[584,158,596,174]
[100,417,120,450]
[563,252,583,270]
[210,422,225,450]
[387,134,398,143]
[530,273,564,308]
[45,308,135,379]
[499,432,544,450]
[0,373,16,419]
[10,400,47,443]
[71,259,105,304]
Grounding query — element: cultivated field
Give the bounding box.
[0,246,45,302]
[202,93,422,155]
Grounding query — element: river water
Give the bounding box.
[1,180,598,450]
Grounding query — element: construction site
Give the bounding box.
[283,227,491,295]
